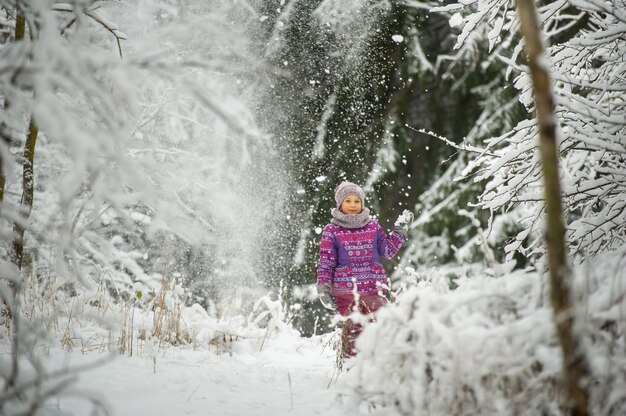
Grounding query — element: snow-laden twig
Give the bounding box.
[405,124,498,156]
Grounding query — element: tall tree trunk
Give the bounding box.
[10,9,40,270]
[515,1,591,415]
[3,9,30,384]
[0,148,5,204]
[11,117,38,270]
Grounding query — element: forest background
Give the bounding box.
[0,0,624,415]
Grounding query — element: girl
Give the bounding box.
[316,181,413,357]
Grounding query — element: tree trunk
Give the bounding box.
[15,11,25,39]
[11,117,39,270]
[0,150,4,204]
[9,10,40,270]
[515,1,591,415]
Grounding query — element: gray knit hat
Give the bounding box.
[334,181,365,209]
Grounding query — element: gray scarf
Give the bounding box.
[330,208,372,229]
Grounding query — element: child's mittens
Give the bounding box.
[317,285,337,312]
[394,209,414,237]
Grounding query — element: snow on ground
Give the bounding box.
[48,330,353,416]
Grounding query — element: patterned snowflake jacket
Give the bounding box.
[316,219,406,296]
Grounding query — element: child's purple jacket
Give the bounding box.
[316,219,406,296]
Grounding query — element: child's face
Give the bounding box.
[340,195,362,215]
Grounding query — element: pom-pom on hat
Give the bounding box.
[334,181,365,209]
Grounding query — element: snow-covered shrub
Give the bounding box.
[340,250,626,415]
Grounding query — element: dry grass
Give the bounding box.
[150,275,189,346]
[321,327,343,387]
[117,298,136,355]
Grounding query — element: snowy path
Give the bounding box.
[54,332,350,416]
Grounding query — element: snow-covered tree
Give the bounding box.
[0,1,277,413]
[362,0,529,275]
[428,0,626,266]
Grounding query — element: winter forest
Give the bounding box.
[1,0,625,415]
